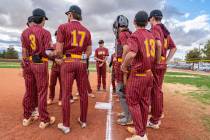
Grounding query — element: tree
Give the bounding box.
[202,40,210,60]
[0,50,6,58]
[185,48,202,70]
[4,46,19,59]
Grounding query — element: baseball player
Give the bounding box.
[121,11,155,140]
[147,10,177,129]
[25,16,39,119]
[48,5,92,134]
[94,40,109,91]
[109,52,117,93]
[47,31,62,106]
[21,8,55,129]
[113,15,132,126]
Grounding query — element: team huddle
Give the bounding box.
[21,4,176,140]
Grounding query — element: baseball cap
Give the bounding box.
[65,5,82,16]
[98,40,104,44]
[148,10,163,21]
[32,8,48,20]
[134,11,148,23]
[26,16,33,26]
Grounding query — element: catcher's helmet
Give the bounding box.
[116,15,129,28]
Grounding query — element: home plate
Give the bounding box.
[95,102,112,110]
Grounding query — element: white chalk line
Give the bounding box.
[105,84,113,140]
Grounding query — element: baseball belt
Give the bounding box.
[29,56,48,63]
[134,69,152,77]
[63,53,82,63]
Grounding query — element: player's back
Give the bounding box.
[21,25,51,57]
[129,28,155,73]
[57,21,91,55]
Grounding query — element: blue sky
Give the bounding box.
[168,0,210,18]
[0,0,209,60]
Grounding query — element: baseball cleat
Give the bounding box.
[22,117,35,126]
[147,115,152,121]
[39,116,56,129]
[88,93,96,98]
[117,112,125,118]
[77,118,87,128]
[127,127,136,135]
[47,99,53,105]
[70,99,75,104]
[125,134,148,140]
[31,108,39,120]
[73,96,79,100]
[147,120,161,129]
[117,117,133,126]
[57,123,70,134]
[58,101,62,106]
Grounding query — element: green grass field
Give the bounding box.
[0,62,97,71]
[165,72,210,131]
[165,72,210,104]
[0,62,21,68]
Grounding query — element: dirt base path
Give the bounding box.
[0,69,110,140]
[0,69,210,140]
[112,83,210,140]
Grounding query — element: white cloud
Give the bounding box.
[164,14,210,58]
[0,0,209,60]
[178,15,210,32]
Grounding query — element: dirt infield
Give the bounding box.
[0,69,210,140]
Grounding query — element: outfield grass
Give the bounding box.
[165,72,210,104]
[165,72,210,88]
[0,62,97,71]
[0,62,21,68]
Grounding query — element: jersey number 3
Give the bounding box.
[29,34,36,51]
[144,39,155,58]
[71,30,86,47]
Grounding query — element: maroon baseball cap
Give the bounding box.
[98,40,104,44]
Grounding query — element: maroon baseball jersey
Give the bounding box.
[21,25,52,57]
[151,24,176,64]
[57,20,92,55]
[117,30,131,58]
[95,47,109,64]
[127,28,156,73]
[115,30,131,83]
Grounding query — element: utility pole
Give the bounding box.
[198,43,203,70]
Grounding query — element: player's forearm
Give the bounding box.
[122,45,129,61]
[166,48,177,62]
[104,56,108,62]
[122,52,136,68]
[86,45,92,58]
[94,57,103,62]
[55,42,64,58]
[22,48,27,59]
